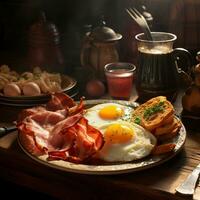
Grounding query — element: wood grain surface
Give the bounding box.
[0,91,199,200]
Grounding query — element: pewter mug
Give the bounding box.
[135,32,192,102]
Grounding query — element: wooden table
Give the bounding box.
[0,90,200,200]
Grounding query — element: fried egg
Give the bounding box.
[96,121,157,162]
[84,103,133,128]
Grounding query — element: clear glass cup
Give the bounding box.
[104,62,136,100]
[135,32,192,102]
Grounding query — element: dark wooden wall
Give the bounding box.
[0,0,125,71]
[0,0,199,72]
[0,0,173,47]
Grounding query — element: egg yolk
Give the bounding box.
[99,105,124,120]
[104,124,134,144]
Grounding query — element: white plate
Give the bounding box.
[18,99,186,175]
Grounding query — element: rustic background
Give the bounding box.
[0,0,199,72]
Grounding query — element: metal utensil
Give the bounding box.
[0,126,17,138]
[176,163,200,195]
[126,8,153,41]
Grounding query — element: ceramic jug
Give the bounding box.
[27,12,64,73]
[80,21,122,80]
[135,32,192,102]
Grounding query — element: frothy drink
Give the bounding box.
[136,46,179,102]
[135,32,192,103]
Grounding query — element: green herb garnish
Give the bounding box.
[134,117,141,124]
[143,101,164,120]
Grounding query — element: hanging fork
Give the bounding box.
[126,8,153,41]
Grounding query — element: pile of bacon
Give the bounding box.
[17,93,104,163]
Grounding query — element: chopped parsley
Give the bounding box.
[134,117,141,125]
[143,101,165,120]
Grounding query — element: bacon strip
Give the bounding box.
[17,93,104,163]
[17,110,67,153]
[48,117,104,163]
[46,93,76,111]
[17,106,46,122]
[30,111,65,126]
[46,93,84,117]
[68,97,84,116]
[48,113,83,149]
[18,118,50,154]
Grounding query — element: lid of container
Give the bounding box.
[89,20,122,42]
[141,5,153,23]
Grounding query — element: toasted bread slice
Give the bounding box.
[151,143,176,155]
[156,127,179,142]
[154,116,178,136]
[156,118,182,141]
[132,96,174,131]
[163,114,174,125]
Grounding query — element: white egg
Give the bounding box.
[97,121,157,162]
[84,103,133,128]
[3,83,21,96]
[22,82,41,96]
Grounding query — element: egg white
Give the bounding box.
[97,121,157,162]
[84,103,133,128]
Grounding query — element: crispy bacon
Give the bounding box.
[19,133,44,156]
[46,93,76,111]
[18,106,46,122]
[18,118,50,154]
[30,111,65,126]
[46,93,84,117]
[48,113,83,149]
[68,97,84,116]
[17,110,67,154]
[48,117,104,163]
[75,118,104,158]
[17,93,104,163]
